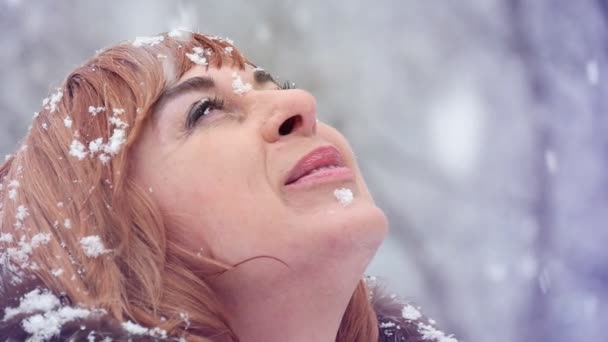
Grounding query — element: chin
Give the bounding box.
[319,198,389,259]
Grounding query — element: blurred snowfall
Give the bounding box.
[1,1,607,341]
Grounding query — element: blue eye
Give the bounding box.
[185,96,224,129]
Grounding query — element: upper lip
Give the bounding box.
[284,145,346,185]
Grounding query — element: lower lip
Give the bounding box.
[285,167,354,190]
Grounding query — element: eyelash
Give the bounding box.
[281,80,296,90]
[184,81,295,130]
[185,96,225,129]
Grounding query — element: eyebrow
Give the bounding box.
[253,69,278,85]
[155,76,215,110]
[154,70,280,112]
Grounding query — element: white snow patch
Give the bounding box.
[186,47,208,66]
[80,235,111,257]
[42,89,63,113]
[402,304,422,320]
[69,140,88,160]
[88,138,104,153]
[168,27,191,40]
[103,128,126,155]
[0,233,13,243]
[122,320,149,335]
[51,268,64,277]
[333,188,354,206]
[15,205,29,221]
[379,321,396,328]
[8,189,17,201]
[132,35,164,47]
[2,288,60,321]
[63,116,73,128]
[232,72,252,95]
[22,305,93,341]
[88,106,105,116]
[417,322,458,342]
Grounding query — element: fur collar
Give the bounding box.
[0,278,456,341]
[370,282,458,342]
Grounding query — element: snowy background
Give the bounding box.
[1,1,607,341]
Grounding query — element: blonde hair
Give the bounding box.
[0,31,379,341]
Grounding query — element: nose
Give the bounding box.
[260,89,318,143]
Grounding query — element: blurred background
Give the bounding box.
[1,1,606,341]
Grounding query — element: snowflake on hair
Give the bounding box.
[42,88,63,113]
[186,47,208,66]
[132,35,164,47]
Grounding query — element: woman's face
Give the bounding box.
[131,62,387,276]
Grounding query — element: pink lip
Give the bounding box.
[284,145,354,188]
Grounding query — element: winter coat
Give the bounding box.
[0,278,456,341]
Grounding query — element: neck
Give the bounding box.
[211,257,364,342]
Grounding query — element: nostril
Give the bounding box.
[278,115,302,136]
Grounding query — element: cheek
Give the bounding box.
[150,155,290,263]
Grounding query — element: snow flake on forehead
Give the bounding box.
[232,72,252,95]
[186,46,208,66]
[132,35,165,47]
[79,235,111,257]
[41,88,63,113]
[333,188,354,206]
